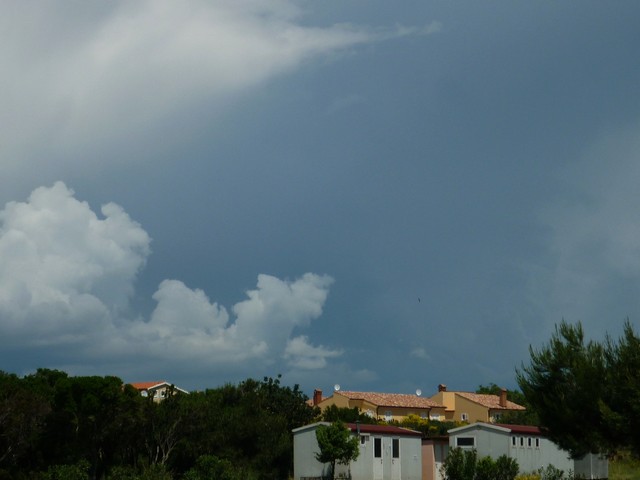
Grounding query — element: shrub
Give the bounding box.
[183,455,242,480]
[495,455,519,480]
[441,448,477,480]
[475,456,496,480]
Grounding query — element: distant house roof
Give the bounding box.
[338,391,445,409]
[454,392,525,411]
[130,381,189,394]
[131,381,168,391]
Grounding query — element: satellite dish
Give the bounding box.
[416,389,422,397]
[334,384,341,392]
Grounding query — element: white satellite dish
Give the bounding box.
[334,384,341,392]
[416,389,422,396]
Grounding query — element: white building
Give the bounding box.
[293,422,423,480]
[448,423,608,479]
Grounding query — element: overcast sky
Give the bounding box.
[2,0,640,397]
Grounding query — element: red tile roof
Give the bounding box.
[455,392,525,411]
[338,391,444,409]
[130,381,168,391]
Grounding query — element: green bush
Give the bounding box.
[183,455,242,480]
[495,455,519,480]
[44,460,90,480]
[441,448,477,480]
[475,456,496,480]
[441,448,519,480]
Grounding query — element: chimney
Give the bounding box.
[499,388,507,407]
[438,384,447,392]
[313,389,323,406]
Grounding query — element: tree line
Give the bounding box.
[0,371,315,480]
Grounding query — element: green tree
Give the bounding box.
[517,321,608,456]
[314,421,359,480]
[516,320,640,457]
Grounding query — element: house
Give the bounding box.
[312,389,447,422]
[130,381,188,402]
[447,422,608,479]
[429,384,525,423]
[293,422,423,480]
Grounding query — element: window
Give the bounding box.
[360,436,367,445]
[519,437,524,447]
[374,438,382,458]
[456,437,475,448]
[421,412,428,419]
[385,410,393,421]
[527,438,532,448]
[460,413,469,421]
[392,438,400,458]
[535,438,540,448]
[511,436,516,447]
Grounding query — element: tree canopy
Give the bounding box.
[0,370,315,480]
[517,320,640,457]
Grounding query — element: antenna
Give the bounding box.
[415,389,422,397]
[334,384,341,392]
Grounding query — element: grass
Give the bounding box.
[609,452,640,480]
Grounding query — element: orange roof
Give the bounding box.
[130,381,168,391]
[455,392,525,411]
[338,391,445,409]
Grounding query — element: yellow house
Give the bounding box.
[429,384,525,423]
[312,389,447,422]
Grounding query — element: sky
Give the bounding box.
[2,0,640,398]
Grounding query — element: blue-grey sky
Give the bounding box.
[2,1,640,397]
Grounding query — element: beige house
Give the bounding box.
[429,384,525,423]
[130,381,188,402]
[312,389,447,422]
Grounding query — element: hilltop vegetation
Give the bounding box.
[0,371,314,480]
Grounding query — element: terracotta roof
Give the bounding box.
[338,391,445,409]
[455,392,525,411]
[346,423,422,437]
[130,381,168,391]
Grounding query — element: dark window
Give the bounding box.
[456,437,475,447]
[392,438,400,458]
[511,436,516,447]
[374,438,382,458]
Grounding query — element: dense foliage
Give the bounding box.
[0,370,315,480]
[517,320,640,457]
[441,448,518,480]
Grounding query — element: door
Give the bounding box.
[373,437,383,480]
[391,438,401,480]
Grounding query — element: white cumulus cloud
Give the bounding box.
[0,182,339,378]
